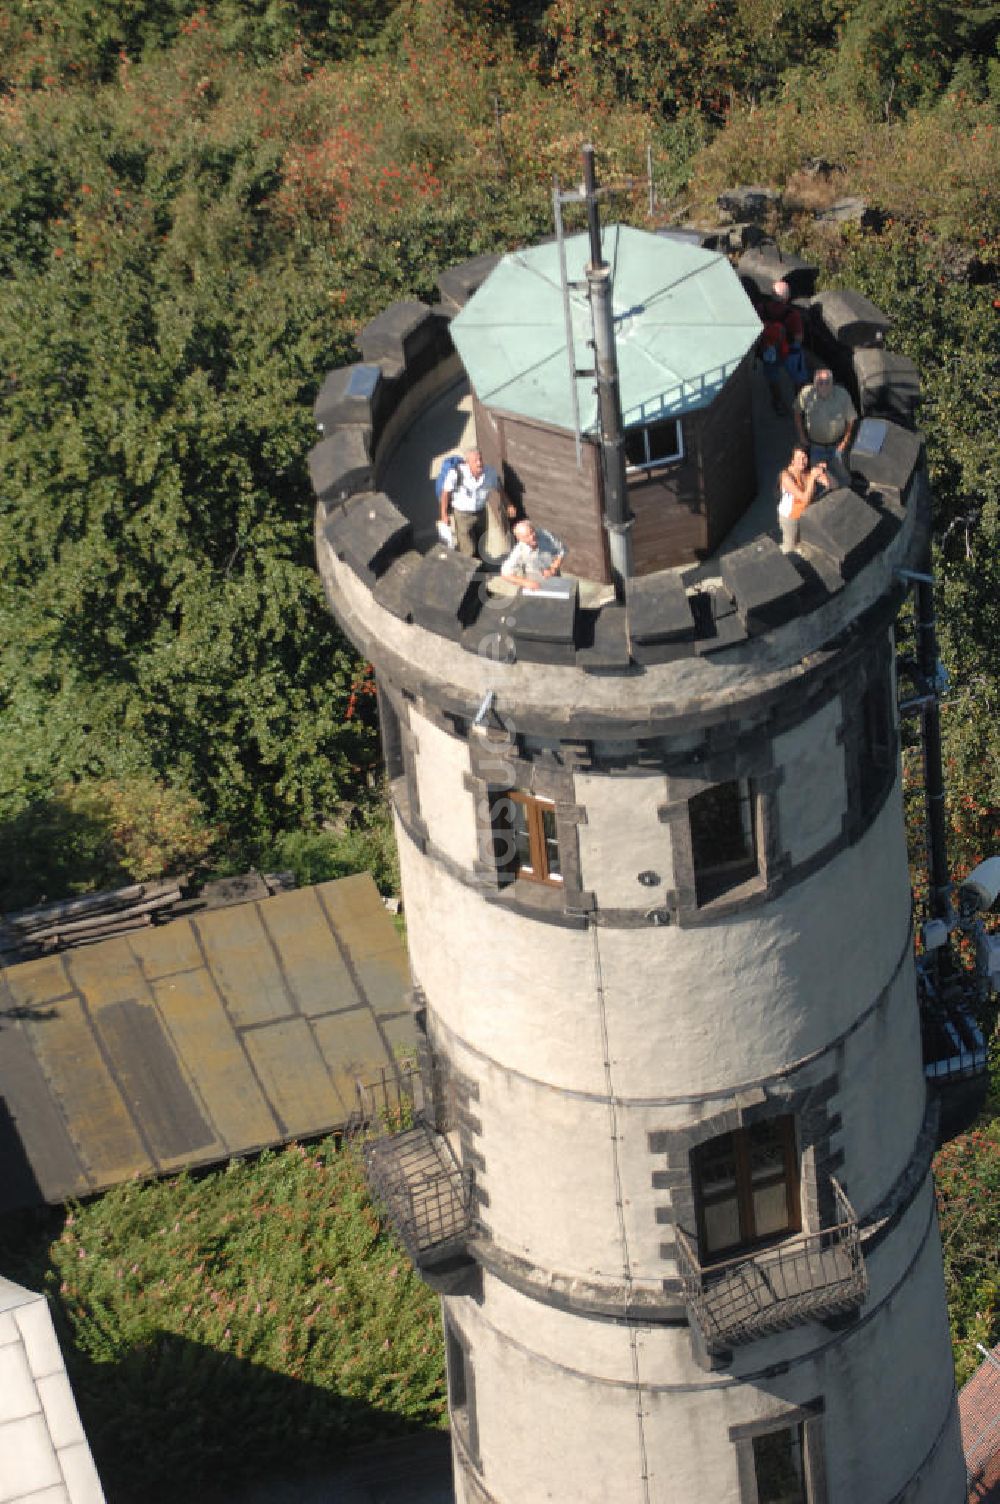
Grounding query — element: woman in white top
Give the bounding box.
[777,445,829,553]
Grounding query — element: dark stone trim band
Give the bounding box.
[859,1093,939,1249]
[390,751,900,928]
[461,1183,940,1393]
[469,1237,688,1326]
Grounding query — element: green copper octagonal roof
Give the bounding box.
[450,223,762,435]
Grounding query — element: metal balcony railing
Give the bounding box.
[676,1179,868,1350]
[363,1117,473,1270]
[351,1061,424,1132]
[921,996,988,1084]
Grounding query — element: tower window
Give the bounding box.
[689,779,758,905]
[752,1424,807,1504]
[445,1319,479,1462]
[692,1116,800,1262]
[625,417,684,473]
[490,790,562,885]
[731,1403,827,1504]
[376,687,405,782]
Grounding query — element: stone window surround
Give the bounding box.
[412,989,491,1231]
[658,749,784,926]
[730,1398,828,1504]
[378,684,428,852]
[841,636,899,843]
[650,1076,844,1269]
[376,683,405,783]
[463,725,593,919]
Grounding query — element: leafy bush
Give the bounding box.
[934,1120,1000,1386]
[0,777,217,912]
[257,798,400,897]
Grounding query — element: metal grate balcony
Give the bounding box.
[364,1118,473,1270]
[918,964,989,1140]
[676,1179,867,1350]
[920,987,988,1085]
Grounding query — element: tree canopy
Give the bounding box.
[0,0,996,909]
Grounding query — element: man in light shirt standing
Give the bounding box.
[438,447,512,558]
[794,368,856,488]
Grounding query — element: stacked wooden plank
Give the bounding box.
[0,879,184,964]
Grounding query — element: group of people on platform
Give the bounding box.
[435,282,859,576]
[760,277,858,552]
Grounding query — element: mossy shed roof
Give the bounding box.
[450,223,762,435]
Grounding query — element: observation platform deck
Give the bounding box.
[381,364,825,572]
[309,261,927,721]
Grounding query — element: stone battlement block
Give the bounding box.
[796,488,882,579]
[408,548,483,640]
[327,493,413,585]
[718,536,805,634]
[358,300,448,382]
[853,348,921,427]
[627,572,697,646]
[437,255,502,316]
[313,362,387,436]
[848,420,923,507]
[811,288,891,349]
[308,429,372,507]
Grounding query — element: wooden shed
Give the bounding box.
[450,224,762,581]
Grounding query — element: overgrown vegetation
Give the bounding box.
[935,1114,1000,1386]
[0,1138,445,1502]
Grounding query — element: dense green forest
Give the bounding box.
[0,0,998,1485]
[0,0,997,905]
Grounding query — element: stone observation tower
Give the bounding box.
[307,200,968,1501]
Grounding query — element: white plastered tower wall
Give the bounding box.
[391,669,960,1504]
[309,259,967,1504]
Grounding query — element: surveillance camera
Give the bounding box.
[958,857,1000,915]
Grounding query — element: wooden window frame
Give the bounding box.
[625,416,684,475]
[689,778,760,907]
[692,1115,801,1264]
[490,789,563,887]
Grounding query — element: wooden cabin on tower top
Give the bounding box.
[449,223,763,582]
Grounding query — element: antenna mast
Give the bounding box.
[581,145,633,597]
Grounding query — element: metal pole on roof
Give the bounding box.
[582,144,633,599]
[552,180,584,469]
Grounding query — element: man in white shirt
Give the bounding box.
[438,447,510,558]
[501,520,566,591]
